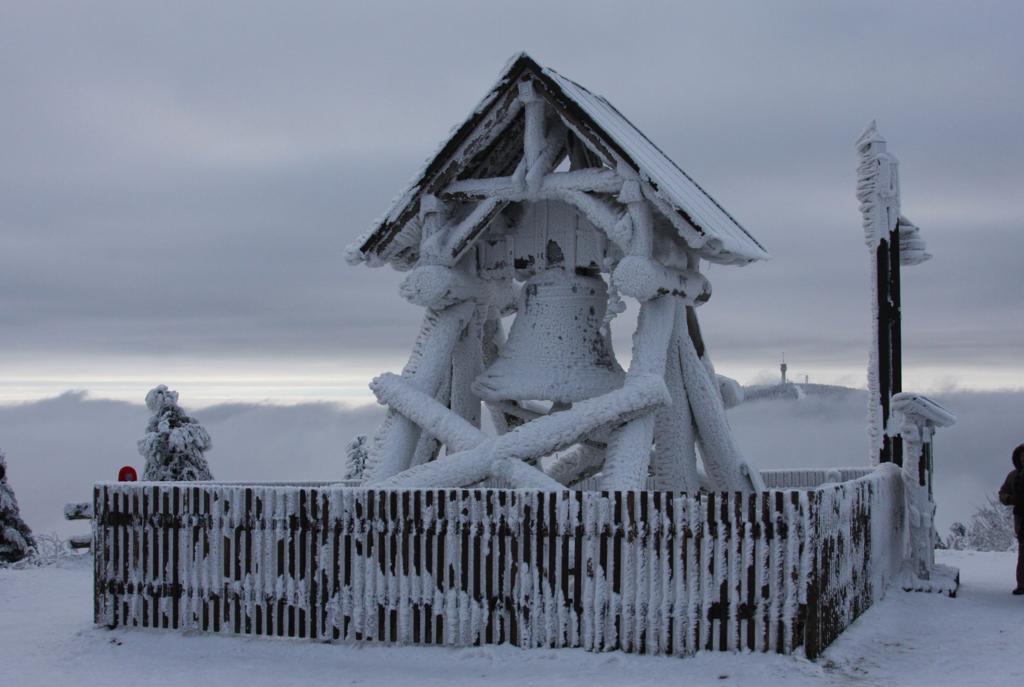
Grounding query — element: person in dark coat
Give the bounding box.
[998,443,1024,594]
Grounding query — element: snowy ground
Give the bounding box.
[1,550,1021,686]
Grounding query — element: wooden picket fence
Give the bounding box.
[92,466,903,659]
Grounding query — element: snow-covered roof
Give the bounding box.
[348,52,768,268]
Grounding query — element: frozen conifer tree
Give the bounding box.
[344,435,368,482]
[138,385,213,481]
[0,450,35,564]
[947,495,1016,552]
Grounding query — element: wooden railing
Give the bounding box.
[93,466,903,659]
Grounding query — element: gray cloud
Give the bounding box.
[0,2,1021,390]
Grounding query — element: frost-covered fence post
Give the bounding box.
[856,122,932,467]
[888,393,956,593]
[346,53,767,490]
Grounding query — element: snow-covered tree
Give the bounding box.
[344,435,368,482]
[0,449,35,564]
[138,385,213,481]
[946,495,1016,552]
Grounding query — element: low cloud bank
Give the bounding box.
[1,388,1019,538]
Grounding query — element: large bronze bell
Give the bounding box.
[473,268,625,404]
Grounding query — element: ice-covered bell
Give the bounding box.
[472,268,624,404]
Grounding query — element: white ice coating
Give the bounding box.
[599,296,675,490]
[349,54,772,493]
[91,465,913,657]
[0,450,34,562]
[896,216,931,266]
[373,374,670,489]
[855,121,899,250]
[349,53,769,269]
[370,372,486,452]
[611,255,710,304]
[489,458,565,490]
[674,314,761,492]
[138,385,213,482]
[363,302,477,483]
[649,331,699,491]
[543,444,606,485]
[856,122,896,464]
[399,265,481,309]
[887,393,955,583]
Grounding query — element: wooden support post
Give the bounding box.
[875,228,903,466]
[599,295,676,490]
[520,79,545,192]
[362,301,476,482]
[677,306,763,492]
[370,373,486,452]
[650,326,700,491]
[544,444,606,485]
[450,306,485,429]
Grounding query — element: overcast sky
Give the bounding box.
[1,1,1021,406]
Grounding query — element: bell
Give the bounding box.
[473,268,625,404]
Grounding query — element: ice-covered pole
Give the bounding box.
[856,122,903,466]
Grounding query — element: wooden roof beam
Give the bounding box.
[441,168,621,202]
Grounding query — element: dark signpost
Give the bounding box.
[856,122,930,466]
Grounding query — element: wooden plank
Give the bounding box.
[704,491,716,651]
[595,491,609,651]
[171,486,180,630]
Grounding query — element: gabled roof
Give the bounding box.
[347,53,768,268]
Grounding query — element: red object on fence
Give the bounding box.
[118,466,138,482]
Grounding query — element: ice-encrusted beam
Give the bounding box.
[611,256,711,304]
[599,295,676,490]
[370,373,485,453]
[525,120,567,193]
[857,121,904,466]
[543,444,606,485]
[399,265,482,309]
[450,306,484,428]
[442,122,569,262]
[444,196,509,261]
[416,194,446,264]
[371,374,670,488]
[520,80,545,180]
[489,399,612,448]
[556,189,632,250]
[619,176,651,257]
[442,168,622,200]
[650,327,700,491]
[677,307,763,492]
[362,301,477,482]
[640,184,710,256]
[490,458,565,490]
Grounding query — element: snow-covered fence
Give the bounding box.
[569,469,874,492]
[804,464,905,657]
[92,467,902,659]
